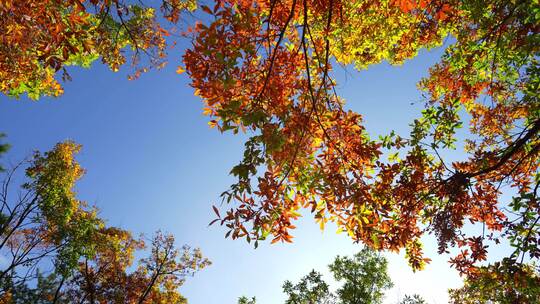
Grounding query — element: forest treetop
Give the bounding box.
[0,141,211,302]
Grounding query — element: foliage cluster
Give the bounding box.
[0,142,210,303]
[0,0,196,99]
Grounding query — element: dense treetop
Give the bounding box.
[190,0,539,278]
[0,142,210,302]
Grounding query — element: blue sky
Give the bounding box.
[0,39,513,303]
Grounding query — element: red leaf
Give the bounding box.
[201,5,213,15]
[212,205,220,218]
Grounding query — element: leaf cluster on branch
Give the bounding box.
[0,0,196,99]
[187,0,540,278]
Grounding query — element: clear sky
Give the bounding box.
[0,38,513,303]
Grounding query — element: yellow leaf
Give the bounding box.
[176,66,185,74]
[202,107,212,116]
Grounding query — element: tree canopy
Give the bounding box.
[193,0,539,280]
[0,142,210,303]
[0,0,196,99]
[448,258,540,304]
[1,0,539,296]
[283,270,335,304]
[328,249,393,304]
[240,248,420,304]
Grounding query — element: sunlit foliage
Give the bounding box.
[448,259,540,304]
[283,270,335,304]
[2,0,540,294]
[0,0,196,99]
[0,142,210,302]
[186,0,540,278]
